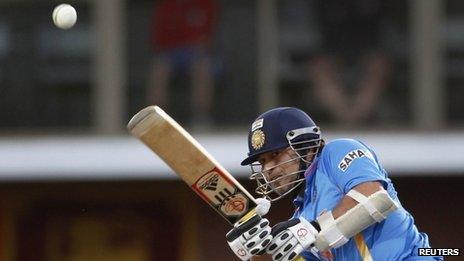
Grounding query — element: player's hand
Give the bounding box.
[226,198,273,260]
[266,217,320,261]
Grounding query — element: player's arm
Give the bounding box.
[332,181,384,219]
[312,141,398,251]
[265,181,398,260]
[313,181,397,251]
[265,140,398,260]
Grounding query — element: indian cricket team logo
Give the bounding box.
[251,130,265,150]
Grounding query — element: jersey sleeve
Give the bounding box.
[321,139,388,194]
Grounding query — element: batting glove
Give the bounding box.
[226,215,273,260]
[226,198,273,260]
[266,217,320,261]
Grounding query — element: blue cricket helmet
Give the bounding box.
[241,107,320,165]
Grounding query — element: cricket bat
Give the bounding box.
[127,106,260,226]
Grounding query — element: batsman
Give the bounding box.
[226,107,441,260]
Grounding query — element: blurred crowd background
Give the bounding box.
[0,0,463,260]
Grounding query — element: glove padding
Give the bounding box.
[226,215,273,260]
[266,217,320,261]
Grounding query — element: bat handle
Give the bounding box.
[226,212,261,242]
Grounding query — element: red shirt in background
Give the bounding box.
[151,0,218,51]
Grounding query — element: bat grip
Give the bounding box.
[225,214,262,242]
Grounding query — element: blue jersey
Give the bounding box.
[292,139,441,261]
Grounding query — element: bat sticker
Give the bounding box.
[193,167,251,221]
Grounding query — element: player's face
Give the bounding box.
[258,147,300,194]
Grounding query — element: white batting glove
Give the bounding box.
[266,217,320,261]
[226,198,273,260]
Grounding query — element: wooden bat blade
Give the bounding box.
[128,106,257,225]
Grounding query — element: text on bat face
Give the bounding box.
[195,169,249,217]
[199,173,219,191]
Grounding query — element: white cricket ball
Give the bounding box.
[52,4,77,29]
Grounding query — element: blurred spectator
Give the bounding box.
[308,0,391,126]
[147,0,218,127]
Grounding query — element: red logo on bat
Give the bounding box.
[226,198,246,213]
